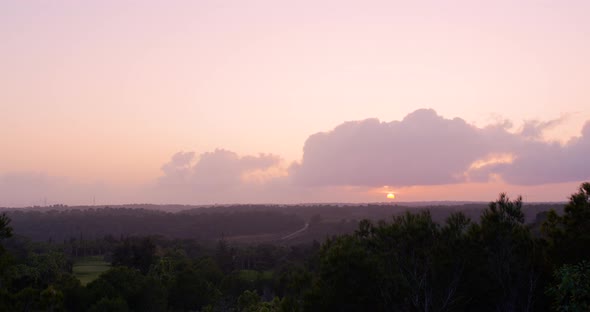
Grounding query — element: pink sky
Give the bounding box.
[1,1,589,206]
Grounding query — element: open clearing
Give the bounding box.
[72,256,111,286]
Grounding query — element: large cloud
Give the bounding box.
[3,109,590,206]
[519,116,566,139]
[158,149,282,188]
[0,151,287,207]
[290,109,590,187]
[153,149,287,203]
[487,122,590,185]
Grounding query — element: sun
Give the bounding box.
[386,192,396,199]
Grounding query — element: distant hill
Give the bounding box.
[1,201,565,244]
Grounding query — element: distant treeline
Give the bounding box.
[1,202,561,244]
[0,184,589,311]
[2,208,304,242]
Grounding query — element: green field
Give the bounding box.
[72,256,111,286]
[238,269,273,282]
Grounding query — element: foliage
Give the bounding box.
[471,193,542,311]
[112,237,156,274]
[308,211,473,311]
[0,184,589,311]
[547,261,590,312]
[87,297,129,312]
[543,182,590,266]
[168,267,221,311]
[0,213,13,241]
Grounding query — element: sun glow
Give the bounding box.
[468,153,514,170]
[386,192,396,199]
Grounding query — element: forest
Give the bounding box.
[0,183,589,311]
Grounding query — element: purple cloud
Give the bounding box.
[520,116,567,139]
[290,109,590,187]
[158,149,282,190]
[3,109,588,206]
[488,122,590,184]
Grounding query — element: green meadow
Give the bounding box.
[72,256,111,286]
[238,269,273,282]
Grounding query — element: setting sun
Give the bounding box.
[387,193,396,199]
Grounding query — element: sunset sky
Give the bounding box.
[1,1,590,206]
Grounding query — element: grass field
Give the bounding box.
[72,256,111,286]
[238,269,274,282]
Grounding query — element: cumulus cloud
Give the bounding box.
[3,109,590,206]
[520,116,567,139]
[154,110,589,197]
[487,122,590,185]
[291,109,505,186]
[151,149,288,203]
[290,109,590,187]
[158,149,282,188]
[159,151,196,185]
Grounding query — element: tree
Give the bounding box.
[547,261,590,312]
[216,237,235,274]
[112,237,156,274]
[308,211,474,311]
[473,193,540,312]
[0,213,12,242]
[86,266,146,310]
[543,182,590,266]
[308,233,383,311]
[40,285,64,312]
[370,211,473,311]
[168,267,221,311]
[87,297,129,312]
[0,213,13,290]
[238,290,261,311]
[0,213,13,266]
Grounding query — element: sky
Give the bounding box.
[1,0,590,206]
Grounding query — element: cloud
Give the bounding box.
[487,121,590,185]
[520,116,568,139]
[290,109,590,187]
[291,109,504,186]
[152,149,287,203]
[159,151,196,186]
[158,149,282,188]
[191,150,281,189]
[2,109,590,206]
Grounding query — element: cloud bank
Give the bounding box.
[486,122,590,185]
[291,109,498,186]
[2,109,589,206]
[158,149,283,188]
[291,109,590,187]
